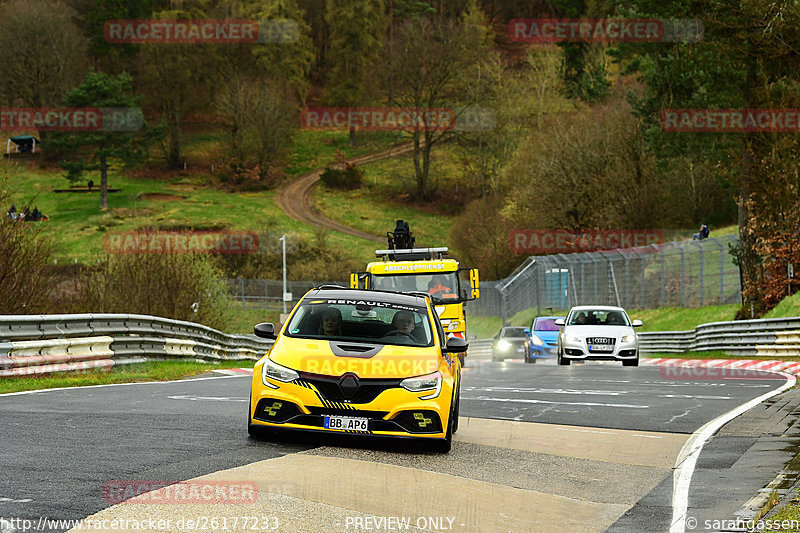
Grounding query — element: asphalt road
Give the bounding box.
[461,358,785,434]
[0,360,792,532]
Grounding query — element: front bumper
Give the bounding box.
[492,343,529,359]
[530,344,558,358]
[250,371,453,439]
[560,339,638,360]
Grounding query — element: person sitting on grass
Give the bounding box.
[693,224,709,240]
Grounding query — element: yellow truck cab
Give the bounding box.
[351,221,479,362]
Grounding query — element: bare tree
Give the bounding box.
[0,0,87,107]
[384,6,498,198]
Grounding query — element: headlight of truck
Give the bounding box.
[400,371,442,399]
[262,358,299,388]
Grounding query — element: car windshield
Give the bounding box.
[568,310,630,326]
[284,299,433,347]
[534,318,561,331]
[501,328,528,338]
[370,272,460,303]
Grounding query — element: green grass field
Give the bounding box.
[1,129,459,267]
[312,143,463,248]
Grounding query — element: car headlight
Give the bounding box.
[568,334,583,343]
[530,334,544,346]
[497,340,512,350]
[261,358,299,388]
[400,371,442,399]
[621,335,636,343]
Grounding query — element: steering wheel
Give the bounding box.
[384,329,415,340]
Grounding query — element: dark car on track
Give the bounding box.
[491,326,534,362]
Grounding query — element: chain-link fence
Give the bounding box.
[468,235,741,323]
[227,235,741,324]
[226,279,347,310]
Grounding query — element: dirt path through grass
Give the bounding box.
[276,143,416,243]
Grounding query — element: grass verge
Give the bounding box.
[763,489,800,531]
[0,359,255,394]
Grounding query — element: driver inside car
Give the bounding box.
[391,310,416,335]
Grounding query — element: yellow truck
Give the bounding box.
[350,221,479,360]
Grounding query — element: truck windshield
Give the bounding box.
[371,272,461,303]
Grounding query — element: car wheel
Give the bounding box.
[432,385,456,453]
[524,356,531,364]
[452,378,460,434]
[623,358,639,367]
[557,348,570,366]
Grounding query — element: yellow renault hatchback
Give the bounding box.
[248,287,467,452]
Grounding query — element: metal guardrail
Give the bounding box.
[638,317,800,357]
[0,314,274,377]
[467,339,492,358]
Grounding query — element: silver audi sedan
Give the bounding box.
[555,306,642,366]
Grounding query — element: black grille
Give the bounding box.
[298,372,402,404]
[307,407,389,418]
[254,399,303,423]
[391,410,443,434]
[587,337,616,345]
[565,348,584,356]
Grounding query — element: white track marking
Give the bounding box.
[0,374,245,398]
[461,396,648,409]
[669,370,796,533]
[167,395,247,402]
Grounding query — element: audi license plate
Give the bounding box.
[324,415,368,432]
[589,344,613,352]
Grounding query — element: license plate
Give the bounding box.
[589,344,613,352]
[324,415,368,432]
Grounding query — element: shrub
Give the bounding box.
[0,176,55,313]
[74,253,233,330]
[320,159,363,190]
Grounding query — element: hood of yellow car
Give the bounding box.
[268,336,440,379]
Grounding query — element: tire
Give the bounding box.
[557,348,570,366]
[524,357,531,364]
[452,378,460,434]
[432,382,456,453]
[623,358,639,367]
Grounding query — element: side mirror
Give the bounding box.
[632,319,643,327]
[554,318,565,326]
[524,328,531,334]
[254,322,276,339]
[445,336,468,354]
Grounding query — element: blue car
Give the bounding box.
[527,316,564,361]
